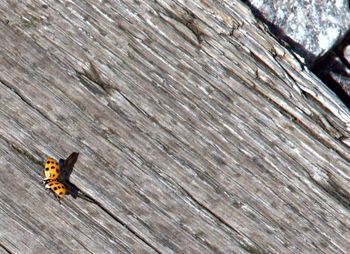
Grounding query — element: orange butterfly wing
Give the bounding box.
[43,157,60,182]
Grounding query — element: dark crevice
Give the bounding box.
[75,62,151,121]
[0,133,45,186]
[0,243,13,254]
[0,78,44,117]
[311,34,350,108]
[83,196,162,254]
[8,141,42,166]
[57,197,133,253]
[178,186,269,254]
[76,60,111,95]
[320,173,350,210]
[312,66,350,108]
[69,235,94,254]
[0,78,79,150]
[158,10,203,45]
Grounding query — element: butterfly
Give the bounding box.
[43,152,93,202]
[43,153,76,184]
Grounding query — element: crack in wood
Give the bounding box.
[324,173,350,210]
[90,199,162,254]
[0,243,13,254]
[159,9,204,45]
[77,60,111,94]
[0,78,77,148]
[7,140,42,167]
[178,185,269,254]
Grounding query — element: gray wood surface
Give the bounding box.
[1,1,350,253]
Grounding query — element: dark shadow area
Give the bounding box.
[311,32,350,108]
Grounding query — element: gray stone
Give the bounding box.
[245,0,350,63]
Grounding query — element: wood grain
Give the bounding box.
[0,0,350,253]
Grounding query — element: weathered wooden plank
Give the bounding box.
[0,0,350,253]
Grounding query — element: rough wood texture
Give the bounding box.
[1,1,350,253]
